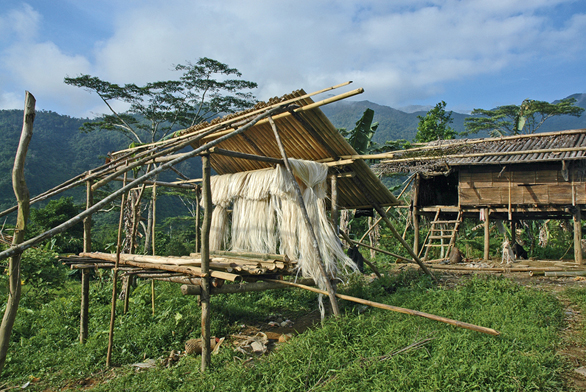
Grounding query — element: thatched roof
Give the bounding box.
[373,129,586,176]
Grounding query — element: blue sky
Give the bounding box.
[0,0,585,117]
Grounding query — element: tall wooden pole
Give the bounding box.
[0,92,34,375]
[200,154,212,372]
[574,206,583,265]
[80,269,89,344]
[483,208,490,261]
[269,117,340,317]
[152,184,157,256]
[83,175,93,253]
[80,174,92,344]
[195,185,200,253]
[413,174,420,255]
[330,175,339,236]
[106,169,127,367]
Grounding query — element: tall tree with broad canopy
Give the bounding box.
[64,58,258,254]
[64,57,258,144]
[464,98,584,137]
[414,101,456,143]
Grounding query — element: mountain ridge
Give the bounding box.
[321,93,586,142]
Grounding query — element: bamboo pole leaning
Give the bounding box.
[113,81,355,156]
[200,153,212,372]
[0,105,289,263]
[263,279,500,336]
[268,116,341,317]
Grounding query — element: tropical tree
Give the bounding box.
[464,98,584,137]
[414,101,456,143]
[64,57,258,144]
[64,58,258,254]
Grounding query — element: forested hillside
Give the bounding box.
[322,93,586,143]
[0,110,201,213]
[322,100,468,142]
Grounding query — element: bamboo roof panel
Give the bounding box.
[182,89,398,208]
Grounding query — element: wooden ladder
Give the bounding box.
[419,208,462,262]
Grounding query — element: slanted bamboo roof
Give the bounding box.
[373,129,586,176]
[181,89,398,209]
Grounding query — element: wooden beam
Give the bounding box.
[575,206,583,265]
[83,175,93,253]
[112,177,194,189]
[200,153,212,372]
[264,279,500,336]
[208,147,283,164]
[413,174,420,255]
[106,168,127,367]
[79,269,89,344]
[484,208,490,262]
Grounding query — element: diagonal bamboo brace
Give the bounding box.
[268,116,341,317]
[264,279,499,336]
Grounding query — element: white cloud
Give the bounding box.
[0,3,41,43]
[0,0,584,116]
[0,91,22,110]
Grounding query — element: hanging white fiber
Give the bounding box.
[203,160,358,293]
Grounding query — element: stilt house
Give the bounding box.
[374,129,586,263]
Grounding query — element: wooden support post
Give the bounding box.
[269,116,341,317]
[122,277,131,314]
[195,185,200,253]
[510,220,516,245]
[152,183,157,256]
[200,154,212,372]
[80,269,89,344]
[151,183,157,316]
[330,175,339,236]
[83,175,93,253]
[0,92,34,375]
[484,208,490,262]
[574,206,583,265]
[106,169,127,367]
[80,169,93,345]
[413,174,420,255]
[151,280,155,316]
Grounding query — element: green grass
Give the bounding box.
[1,270,569,391]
